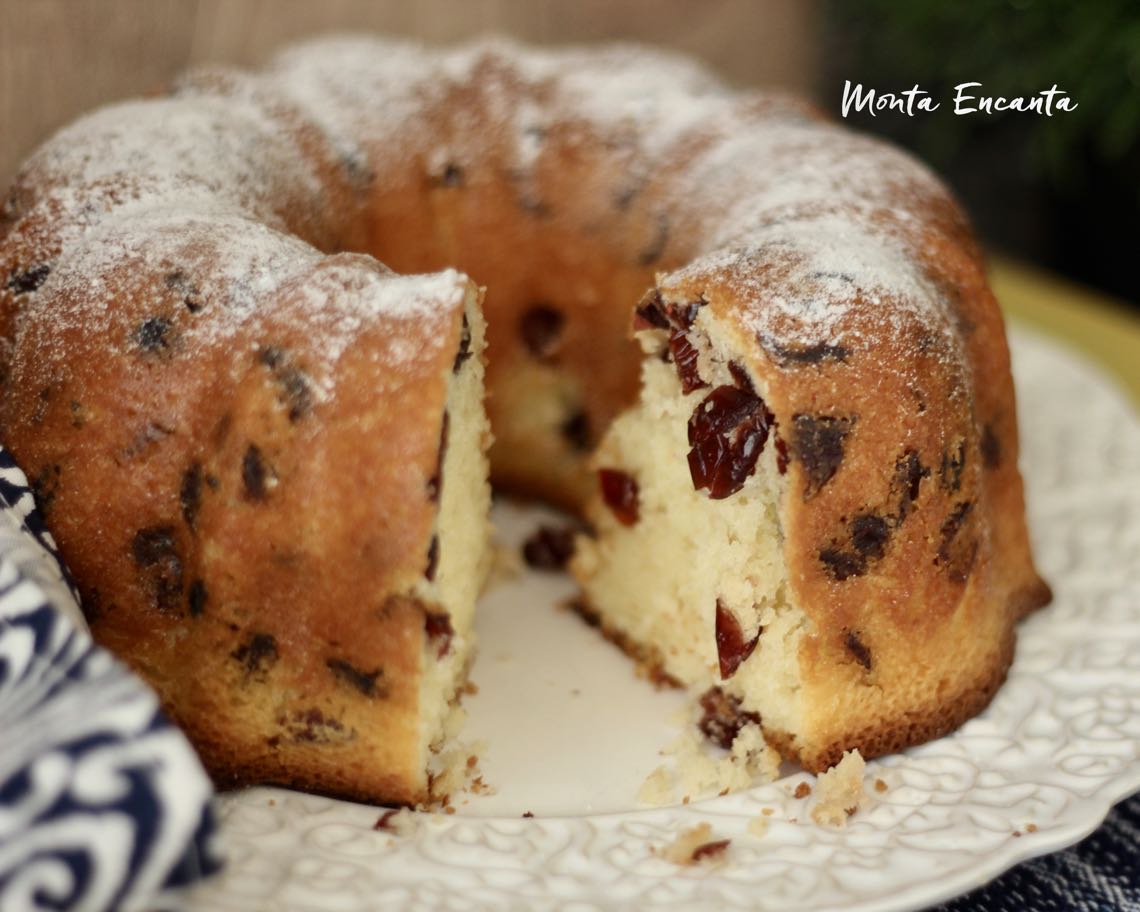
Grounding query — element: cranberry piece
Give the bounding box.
[7,263,50,295]
[424,610,454,658]
[697,687,761,749]
[453,314,472,373]
[687,385,774,499]
[893,449,928,520]
[633,290,704,332]
[845,630,872,670]
[691,840,731,862]
[791,415,854,499]
[633,293,670,330]
[715,599,759,680]
[426,413,449,502]
[598,468,639,526]
[136,316,172,352]
[668,330,707,394]
[522,525,577,570]
[775,436,789,475]
[242,444,271,500]
[981,423,1002,468]
[850,513,890,560]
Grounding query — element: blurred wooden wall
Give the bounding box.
[0,0,819,188]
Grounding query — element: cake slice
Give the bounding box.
[1,212,492,804]
[572,245,1048,772]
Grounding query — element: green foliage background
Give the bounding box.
[827,0,1140,190]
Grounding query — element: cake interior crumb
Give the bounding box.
[809,749,867,827]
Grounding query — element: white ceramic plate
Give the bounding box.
[184,327,1140,912]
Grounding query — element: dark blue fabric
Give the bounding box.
[0,447,222,912]
[940,793,1140,910]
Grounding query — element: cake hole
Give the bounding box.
[519,305,565,360]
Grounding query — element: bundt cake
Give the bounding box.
[0,35,1049,804]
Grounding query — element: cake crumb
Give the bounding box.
[793,781,812,799]
[1026,823,1038,833]
[373,807,416,836]
[637,765,675,807]
[810,750,867,827]
[636,721,781,806]
[748,817,769,838]
[461,680,479,697]
[1012,830,1021,838]
[761,807,774,816]
[874,778,888,793]
[484,540,524,591]
[655,823,731,866]
[522,811,534,818]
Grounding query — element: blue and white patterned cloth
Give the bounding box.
[0,448,220,912]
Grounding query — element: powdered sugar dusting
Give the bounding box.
[5,32,965,390]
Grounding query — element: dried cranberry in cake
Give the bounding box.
[791,415,854,500]
[939,439,966,493]
[165,269,204,313]
[135,316,172,353]
[761,338,850,367]
[425,535,440,581]
[426,413,449,501]
[180,463,202,529]
[522,524,577,570]
[892,449,929,521]
[7,263,50,295]
[258,346,313,421]
[844,630,872,670]
[187,579,207,617]
[937,501,978,582]
[697,687,761,749]
[850,513,890,561]
[241,444,273,500]
[31,464,61,516]
[715,599,760,680]
[691,840,731,863]
[633,289,705,332]
[633,291,670,330]
[232,632,278,679]
[424,610,454,658]
[774,436,789,475]
[981,423,1002,468]
[668,330,707,394]
[453,314,472,373]
[687,385,774,499]
[519,305,565,360]
[327,658,385,698]
[598,468,639,526]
